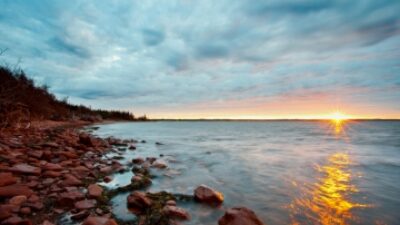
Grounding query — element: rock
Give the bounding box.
[218,207,265,225]
[0,173,17,187]
[71,210,90,220]
[9,196,27,206]
[194,185,224,205]
[41,220,55,225]
[128,145,136,150]
[8,164,41,175]
[132,158,144,164]
[42,163,62,171]
[87,184,103,198]
[166,200,177,206]
[162,205,190,220]
[127,191,152,208]
[146,157,157,164]
[62,174,82,186]
[58,191,85,207]
[1,216,32,225]
[103,176,112,183]
[42,171,61,178]
[155,142,163,145]
[27,151,43,159]
[0,205,12,220]
[75,199,97,210]
[99,166,112,174]
[79,133,94,147]
[82,216,118,225]
[0,185,33,197]
[19,207,31,215]
[152,161,167,169]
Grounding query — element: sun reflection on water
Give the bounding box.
[289,153,369,225]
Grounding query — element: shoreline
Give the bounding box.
[0,120,264,225]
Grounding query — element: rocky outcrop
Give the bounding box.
[218,207,265,225]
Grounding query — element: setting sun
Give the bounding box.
[329,111,348,123]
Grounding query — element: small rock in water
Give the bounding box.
[127,191,152,209]
[194,185,224,205]
[218,207,265,225]
[82,216,118,225]
[87,184,103,198]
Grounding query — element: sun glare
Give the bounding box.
[330,111,348,123]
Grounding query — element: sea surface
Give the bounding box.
[91,120,400,225]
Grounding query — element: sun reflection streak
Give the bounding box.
[289,153,370,225]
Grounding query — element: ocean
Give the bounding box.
[91,120,400,225]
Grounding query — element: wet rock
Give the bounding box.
[0,185,33,197]
[0,173,17,187]
[162,205,190,220]
[152,161,167,169]
[128,145,136,150]
[87,184,103,198]
[9,196,27,206]
[42,171,61,178]
[166,200,177,206]
[132,157,144,164]
[127,191,152,209]
[74,199,97,210]
[27,151,43,159]
[0,205,12,220]
[146,157,157,164]
[8,164,41,175]
[58,191,85,207]
[194,185,224,205]
[100,166,112,174]
[218,207,265,225]
[103,176,112,183]
[82,216,118,225]
[155,142,164,145]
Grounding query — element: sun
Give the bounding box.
[329,111,348,123]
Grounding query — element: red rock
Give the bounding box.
[127,191,152,208]
[28,195,40,203]
[194,185,224,205]
[57,191,85,207]
[60,152,78,159]
[71,210,90,220]
[0,205,12,220]
[162,205,190,220]
[82,216,118,225]
[42,220,55,225]
[62,174,82,186]
[27,151,43,159]
[100,166,112,174]
[218,207,265,225]
[132,158,144,164]
[8,164,41,175]
[74,166,89,172]
[42,163,62,171]
[1,216,32,225]
[23,201,44,210]
[79,133,95,147]
[152,161,167,169]
[74,199,97,209]
[87,184,103,198]
[166,200,177,206]
[19,207,31,215]
[0,185,33,197]
[0,173,17,187]
[103,176,112,183]
[9,196,27,206]
[42,171,61,178]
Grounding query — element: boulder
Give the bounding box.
[87,184,103,198]
[42,163,63,171]
[0,185,33,197]
[218,207,265,225]
[8,164,41,175]
[194,185,224,205]
[127,191,152,208]
[82,216,118,225]
[0,173,17,187]
[79,133,95,147]
[162,205,190,220]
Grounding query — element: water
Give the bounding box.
[92,120,400,225]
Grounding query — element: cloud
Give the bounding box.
[0,0,399,117]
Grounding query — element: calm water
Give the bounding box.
[92,121,400,225]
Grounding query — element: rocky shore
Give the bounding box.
[0,121,265,225]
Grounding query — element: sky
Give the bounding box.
[0,0,399,119]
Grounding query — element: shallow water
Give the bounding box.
[92,121,400,225]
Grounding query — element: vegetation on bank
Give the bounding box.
[0,65,146,128]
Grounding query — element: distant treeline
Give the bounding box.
[0,65,146,128]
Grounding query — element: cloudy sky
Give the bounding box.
[1,0,399,119]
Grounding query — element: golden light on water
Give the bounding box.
[328,111,349,135]
[289,153,370,225]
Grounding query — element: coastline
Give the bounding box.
[0,120,247,225]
